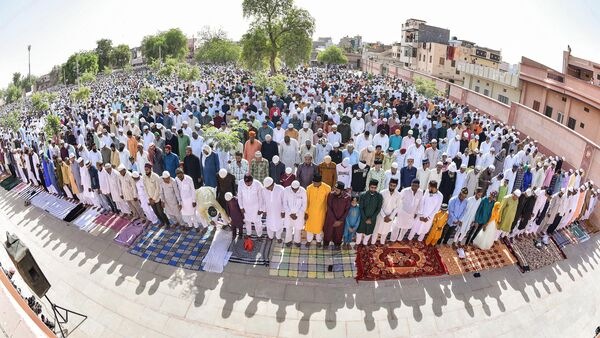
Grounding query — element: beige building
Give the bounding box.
[414,42,462,83]
[457,61,521,104]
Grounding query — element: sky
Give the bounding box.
[1,0,599,87]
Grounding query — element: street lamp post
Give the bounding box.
[27,45,31,79]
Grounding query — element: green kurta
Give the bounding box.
[357,191,383,235]
[498,195,518,232]
[178,135,190,158]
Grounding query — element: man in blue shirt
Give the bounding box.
[163,145,180,178]
[400,157,417,189]
[440,187,468,246]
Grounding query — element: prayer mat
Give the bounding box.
[92,213,131,232]
[63,203,87,222]
[72,208,102,231]
[568,223,590,243]
[552,230,572,248]
[355,242,447,281]
[228,235,273,266]
[503,237,566,272]
[581,220,600,234]
[269,242,356,279]
[437,243,517,275]
[10,182,29,195]
[129,225,213,271]
[0,176,20,191]
[13,185,41,202]
[30,192,78,220]
[114,219,147,247]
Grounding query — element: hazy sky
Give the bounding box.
[1,0,599,86]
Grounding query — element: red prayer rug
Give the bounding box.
[93,213,131,232]
[355,242,447,281]
[438,243,517,275]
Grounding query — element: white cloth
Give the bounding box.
[202,227,232,273]
[261,184,285,232]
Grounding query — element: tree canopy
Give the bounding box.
[70,86,92,103]
[317,45,348,65]
[241,0,315,73]
[4,83,22,104]
[195,38,240,64]
[31,92,57,113]
[413,77,442,98]
[63,51,99,85]
[0,110,21,133]
[95,39,113,72]
[110,44,131,69]
[44,114,62,140]
[142,28,188,62]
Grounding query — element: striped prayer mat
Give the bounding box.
[114,219,147,247]
[552,230,573,248]
[269,242,356,279]
[72,208,102,231]
[228,235,273,266]
[568,223,590,243]
[30,192,79,220]
[13,185,41,202]
[438,243,517,275]
[93,213,131,232]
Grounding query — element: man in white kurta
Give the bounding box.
[106,164,130,214]
[237,175,265,236]
[175,168,199,228]
[408,181,444,241]
[452,165,468,197]
[454,189,483,244]
[159,171,183,226]
[282,180,307,246]
[261,177,285,240]
[118,166,145,219]
[279,136,300,169]
[371,179,401,244]
[391,180,423,241]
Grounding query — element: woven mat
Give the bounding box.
[129,225,213,271]
[269,242,356,279]
[504,237,566,272]
[114,220,147,247]
[1,176,20,191]
[552,230,573,248]
[355,242,447,280]
[93,213,131,232]
[228,235,273,266]
[72,208,102,231]
[438,243,517,275]
[568,223,590,243]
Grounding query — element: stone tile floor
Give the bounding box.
[0,189,599,338]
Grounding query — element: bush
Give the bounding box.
[201,119,248,152]
[0,110,21,133]
[252,72,287,97]
[413,77,441,98]
[44,114,62,139]
[139,86,161,104]
[70,86,91,103]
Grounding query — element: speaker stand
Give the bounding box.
[44,295,88,337]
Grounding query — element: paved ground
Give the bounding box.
[0,189,598,338]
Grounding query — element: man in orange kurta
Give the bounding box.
[127,131,139,160]
[243,131,262,163]
[304,174,331,247]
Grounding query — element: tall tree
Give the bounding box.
[95,39,113,71]
[12,72,21,86]
[63,51,99,85]
[317,45,348,65]
[195,38,240,64]
[142,28,188,62]
[110,44,132,68]
[4,84,22,104]
[241,0,315,73]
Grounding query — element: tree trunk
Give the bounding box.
[269,50,277,74]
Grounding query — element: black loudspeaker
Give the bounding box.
[3,232,51,298]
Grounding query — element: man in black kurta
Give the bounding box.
[356,179,383,245]
[183,147,202,189]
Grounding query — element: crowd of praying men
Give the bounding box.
[0,66,597,255]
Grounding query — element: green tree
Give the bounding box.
[0,110,21,133]
[44,114,62,140]
[317,45,348,65]
[4,83,22,104]
[252,72,287,96]
[195,38,240,64]
[156,57,179,77]
[70,86,91,103]
[177,63,200,81]
[31,92,57,113]
[95,39,113,71]
[63,52,99,84]
[142,28,188,62]
[12,73,22,86]
[241,0,315,73]
[413,77,441,98]
[240,28,270,71]
[202,119,248,152]
[79,71,96,84]
[139,86,161,103]
[110,44,131,68]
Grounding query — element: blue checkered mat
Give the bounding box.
[129,225,214,271]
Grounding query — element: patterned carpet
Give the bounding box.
[129,225,213,270]
[355,242,447,281]
[269,242,356,279]
[228,235,273,266]
[438,243,517,275]
[504,236,566,272]
[568,223,590,243]
[93,213,131,232]
[552,230,573,248]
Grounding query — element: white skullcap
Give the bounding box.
[218,168,228,178]
[513,189,522,197]
[391,162,398,169]
[488,164,495,170]
[272,155,280,164]
[263,177,274,187]
[131,171,140,178]
[416,139,422,144]
[408,130,413,135]
[367,145,375,151]
[161,171,170,178]
[225,192,233,201]
[285,167,292,174]
[291,180,300,189]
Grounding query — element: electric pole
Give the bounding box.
[27,45,31,79]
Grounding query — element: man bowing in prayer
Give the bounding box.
[304,174,331,247]
[323,181,351,250]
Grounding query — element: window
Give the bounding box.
[561,96,567,102]
[567,117,576,130]
[474,86,480,93]
[544,105,553,118]
[498,95,509,104]
[451,60,456,67]
[584,107,590,112]
[580,122,585,129]
[439,57,445,66]
[456,70,460,75]
[503,88,507,93]
[597,74,600,80]
[429,55,432,63]
[477,79,480,83]
[484,89,489,96]
[557,112,564,124]
[533,100,540,111]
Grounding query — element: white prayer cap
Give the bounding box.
[416,139,422,144]
[488,164,495,171]
[448,163,457,172]
[265,134,272,140]
[287,124,294,129]
[143,125,149,130]
[263,177,274,187]
[525,188,532,196]
[513,189,522,197]
[285,167,292,174]
[408,130,413,135]
[367,145,375,152]
[104,163,112,168]
[161,171,170,179]
[77,157,84,163]
[195,123,201,128]
[372,119,378,123]
[303,122,309,128]
[333,142,340,148]
[255,151,262,157]
[291,180,300,189]
[431,139,437,143]
[272,155,280,164]
[218,168,228,178]
[490,147,495,152]
[463,132,469,137]
[391,162,399,169]
[117,164,126,171]
[437,161,443,166]
[460,163,467,169]
[225,192,233,201]
[131,171,140,178]
[69,153,75,158]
